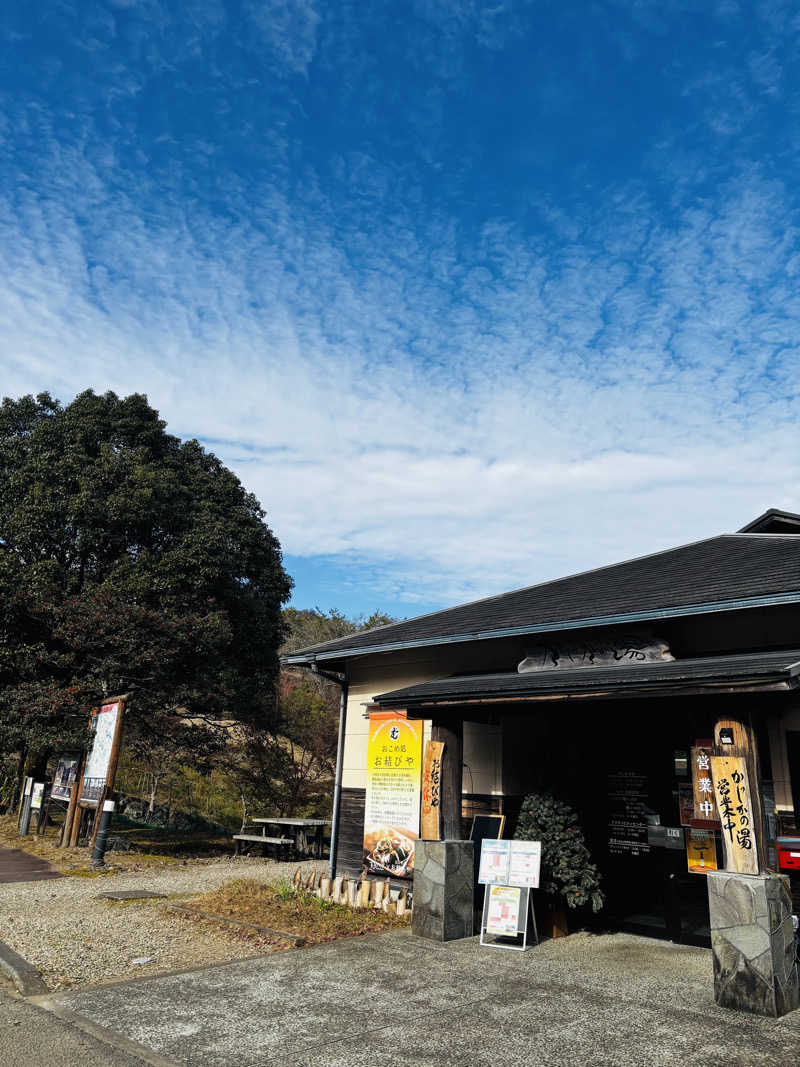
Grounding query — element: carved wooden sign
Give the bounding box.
[691,745,719,825]
[710,755,759,875]
[420,740,444,840]
[517,633,673,673]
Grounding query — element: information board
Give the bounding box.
[486,885,521,934]
[608,770,650,856]
[478,839,510,884]
[508,841,541,888]
[81,701,121,804]
[51,755,79,803]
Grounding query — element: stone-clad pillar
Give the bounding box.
[707,870,799,1017]
[412,839,474,941]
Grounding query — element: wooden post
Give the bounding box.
[713,716,766,872]
[432,719,463,841]
[60,753,85,848]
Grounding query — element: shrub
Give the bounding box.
[514,791,604,913]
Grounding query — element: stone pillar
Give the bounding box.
[707,870,799,1017]
[412,839,474,942]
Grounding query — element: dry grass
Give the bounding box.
[0,814,216,874]
[174,877,410,950]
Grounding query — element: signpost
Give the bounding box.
[478,839,541,951]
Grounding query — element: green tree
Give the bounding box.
[0,390,292,795]
[514,792,605,913]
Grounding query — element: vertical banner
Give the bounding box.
[363,712,422,877]
[690,744,719,826]
[710,755,759,875]
[420,740,444,840]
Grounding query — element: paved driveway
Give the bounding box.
[43,930,800,1066]
[0,845,61,884]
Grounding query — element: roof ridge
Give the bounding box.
[291,532,730,656]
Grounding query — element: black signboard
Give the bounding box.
[608,770,651,857]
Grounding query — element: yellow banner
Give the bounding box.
[363,713,422,878]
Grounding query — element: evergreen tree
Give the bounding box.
[514,792,605,912]
[0,390,292,778]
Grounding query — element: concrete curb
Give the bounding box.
[0,938,48,996]
[36,998,179,1067]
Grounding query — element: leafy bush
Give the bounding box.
[514,792,604,913]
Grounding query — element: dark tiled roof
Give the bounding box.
[740,509,800,534]
[374,649,800,706]
[285,533,800,662]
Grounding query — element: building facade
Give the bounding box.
[286,508,800,943]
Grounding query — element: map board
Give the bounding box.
[80,701,121,804]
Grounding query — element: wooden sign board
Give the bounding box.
[710,755,759,875]
[691,745,718,824]
[80,700,125,805]
[420,740,444,840]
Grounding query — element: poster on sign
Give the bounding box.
[51,756,79,803]
[478,839,511,884]
[687,829,718,874]
[363,713,422,877]
[508,840,541,888]
[485,885,522,935]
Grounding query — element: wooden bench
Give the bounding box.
[233,832,293,857]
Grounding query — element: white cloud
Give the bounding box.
[1,5,799,610]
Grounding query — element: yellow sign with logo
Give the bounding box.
[363,713,422,878]
[686,829,718,874]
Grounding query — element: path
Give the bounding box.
[0,844,62,884]
[43,929,800,1066]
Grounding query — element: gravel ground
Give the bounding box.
[0,857,325,991]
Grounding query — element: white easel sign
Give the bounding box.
[508,841,541,889]
[478,838,541,951]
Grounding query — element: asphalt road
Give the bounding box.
[0,979,153,1067]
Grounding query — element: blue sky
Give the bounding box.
[1,1,799,619]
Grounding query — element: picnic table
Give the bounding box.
[252,817,330,859]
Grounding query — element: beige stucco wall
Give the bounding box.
[340,653,503,794]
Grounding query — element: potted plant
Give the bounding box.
[513,791,604,937]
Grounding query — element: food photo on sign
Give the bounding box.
[362,713,423,877]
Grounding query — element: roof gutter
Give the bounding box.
[377,674,800,709]
[283,590,800,666]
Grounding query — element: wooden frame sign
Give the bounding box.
[80,697,126,806]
